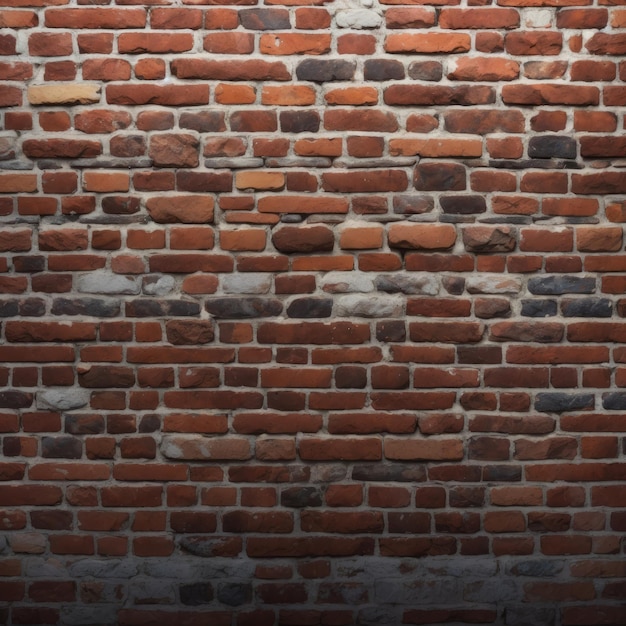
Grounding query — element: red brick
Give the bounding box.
[133,537,174,557]
[541,535,592,556]
[385,6,436,27]
[295,7,330,28]
[385,438,463,461]
[49,535,94,555]
[491,486,543,507]
[484,511,526,533]
[385,84,495,107]
[205,9,238,29]
[325,109,397,133]
[29,32,71,56]
[260,33,330,55]
[0,9,37,28]
[325,87,379,107]
[385,33,470,53]
[391,137,482,158]
[521,172,568,194]
[503,83,599,106]
[151,8,201,28]
[299,438,382,461]
[587,32,626,55]
[571,60,616,83]
[301,511,383,534]
[439,8,519,28]
[449,57,519,81]
[337,34,376,55]
[118,32,193,54]
[23,139,101,160]
[561,607,626,626]
[107,84,209,107]
[45,8,145,28]
[204,32,254,55]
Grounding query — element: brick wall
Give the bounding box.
[1,0,626,623]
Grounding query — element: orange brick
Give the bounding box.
[385,33,470,54]
[82,171,130,193]
[0,174,37,193]
[236,171,285,191]
[219,228,267,252]
[487,137,523,159]
[262,85,316,106]
[520,227,573,252]
[390,137,482,158]
[388,223,457,251]
[260,33,331,55]
[204,32,254,55]
[258,195,348,214]
[339,224,384,250]
[324,87,378,106]
[448,57,520,81]
[215,83,256,105]
[294,138,343,157]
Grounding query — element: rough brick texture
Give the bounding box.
[1,0,626,623]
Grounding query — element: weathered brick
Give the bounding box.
[390,137,482,158]
[385,7,436,28]
[363,59,405,81]
[448,57,519,81]
[260,33,330,55]
[410,321,484,344]
[385,33,470,54]
[463,226,517,253]
[300,437,381,461]
[215,84,256,105]
[106,84,209,106]
[29,32,72,56]
[587,33,626,56]
[388,223,457,251]
[324,109,398,132]
[149,134,199,168]
[146,196,214,224]
[385,84,495,106]
[173,58,290,81]
[0,9,37,28]
[529,135,577,159]
[521,227,573,252]
[45,8,146,29]
[262,85,316,106]
[240,8,290,29]
[407,61,442,82]
[23,138,101,159]
[506,32,562,55]
[573,172,626,195]
[118,32,193,54]
[440,8,519,29]
[295,59,356,82]
[322,170,407,193]
[204,32,254,55]
[151,8,202,29]
[502,84,599,106]
[414,162,466,191]
[576,226,623,252]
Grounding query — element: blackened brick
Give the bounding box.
[364,59,405,81]
[535,393,595,413]
[528,135,577,159]
[296,59,356,82]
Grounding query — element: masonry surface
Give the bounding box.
[1,0,626,623]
